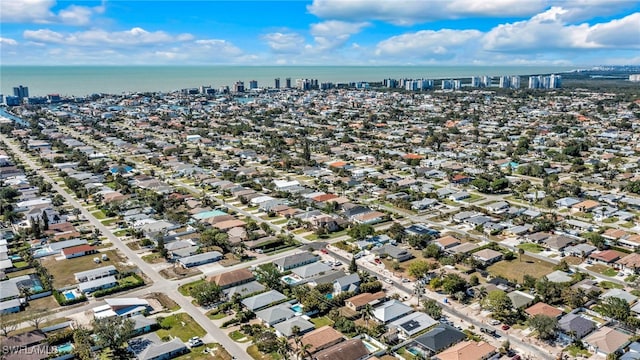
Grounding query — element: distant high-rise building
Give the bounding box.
[13,85,29,100]
[274,78,280,89]
[249,80,258,89]
[285,78,292,88]
[5,96,21,106]
[47,94,61,103]
[0,94,3,104]
[528,74,560,89]
[233,81,245,92]
[629,74,640,82]
[441,79,461,90]
[510,76,521,89]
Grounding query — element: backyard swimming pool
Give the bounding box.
[362,340,378,353]
[56,343,74,354]
[291,304,303,313]
[281,276,298,285]
[63,290,79,300]
[325,293,333,299]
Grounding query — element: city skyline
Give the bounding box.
[1,0,639,66]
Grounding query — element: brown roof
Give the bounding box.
[525,302,563,318]
[572,200,600,210]
[61,244,96,255]
[0,330,46,348]
[213,219,246,230]
[437,235,460,247]
[603,228,628,239]
[300,326,344,353]
[583,326,631,354]
[346,291,386,308]
[436,341,497,360]
[208,268,254,288]
[616,253,640,269]
[313,194,339,202]
[314,338,369,360]
[588,250,624,263]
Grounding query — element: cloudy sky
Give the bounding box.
[1,0,639,66]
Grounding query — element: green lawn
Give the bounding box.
[247,345,279,360]
[564,344,591,358]
[101,218,118,226]
[517,243,545,253]
[310,316,334,328]
[175,343,232,360]
[599,281,624,289]
[601,217,619,224]
[587,264,618,277]
[207,311,228,320]
[141,252,165,264]
[272,219,288,225]
[12,261,29,268]
[156,313,206,342]
[41,249,131,288]
[178,279,206,296]
[113,229,129,237]
[91,210,106,219]
[229,330,250,342]
[620,222,635,228]
[487,255,554,284]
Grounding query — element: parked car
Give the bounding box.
[502,324,510,330]
[188,337,203,347]
[384,278,393,284]
[489,319,500,325]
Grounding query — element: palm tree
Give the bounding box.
[276,337,292,360]
[295,343,312,360]
[361,304,373,328]
[518,248,525,262]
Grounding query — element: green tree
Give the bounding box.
[92,316,135,359]
[347,224,374,240]
[482,290,513,320]
[441,274,467,295]
[423,243,442,259]
[596,297,630,322]
[408,260,433,279]
[349,256,358,273]
[189,281,223,306]
[527,314,558,340]
[422,299,442,320]
[255,263,283,291]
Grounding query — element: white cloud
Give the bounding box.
[483,9,640,51]
[0,0,105,25]
[261,32,306,53]
[308,0,547,25]
[309,20,369,50]
[0,37,19,46]
[23,27,194,47]
[375,29,482,59]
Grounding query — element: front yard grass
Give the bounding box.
[178,279,205,296]
[247,344,279,360]
[587,264,618,277]
[310,316,333,328]
[41,249,131,288]
[141,252,166,264]
[487,254,554,283]
[564,344,591,358]
[156,313,206,342]
[175,343,232,360]
[90,210,107,219]
[229,330,250,342]
[517,243,544,253]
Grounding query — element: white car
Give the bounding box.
[384,278,393,284]
[188,337,203,347]
[489,319,500,326]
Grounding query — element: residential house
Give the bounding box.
[273,252,319,272]
[558,313,596,341]
[564,244,597,257]
[485,201,509,214]
[0,330,48,360]
[298,326,344,354]
[274,316,315,337]
[177,251,222,268]
[449,192,470,202]
[78,275,118,294]
[543,235,574,251]
[616,253,640,274]
[333,274,360,295]
[313,338,369,360]
[472,249,503,265]
[545,270,573,283]
[242,290,287,312]
[507,291,536,309]
[373,244,414,262]
[412,324,466,356]
[129,333,188,360]
[436,235,461,250]
[389,312,438,340]
[223,281,266,299]
[600,289,638,305]
[75,265,118,283]
[435,341,497,360]
[255,305,296,326]
[345,292,386,312]
[292,262,332,280]
[583,326,631,356]
[525,302,563,318]
[208,268,254,289]
[589,250,624,265]
[62,244,97,259]
[372,299,413,324]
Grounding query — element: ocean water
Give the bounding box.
[0,65,576,97]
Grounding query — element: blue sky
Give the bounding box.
[1,0,639,66]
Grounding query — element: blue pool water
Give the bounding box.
[362,341,377,352]
[63,291,77,300]
[291,304,303,313]
[282,276,297,284]
[325,293,333,299]
[407,347,421,356]
[57,343,74,353]
[33,249,51,257]
[32,285,44,292]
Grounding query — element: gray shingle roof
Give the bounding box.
[241,290,287,311]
